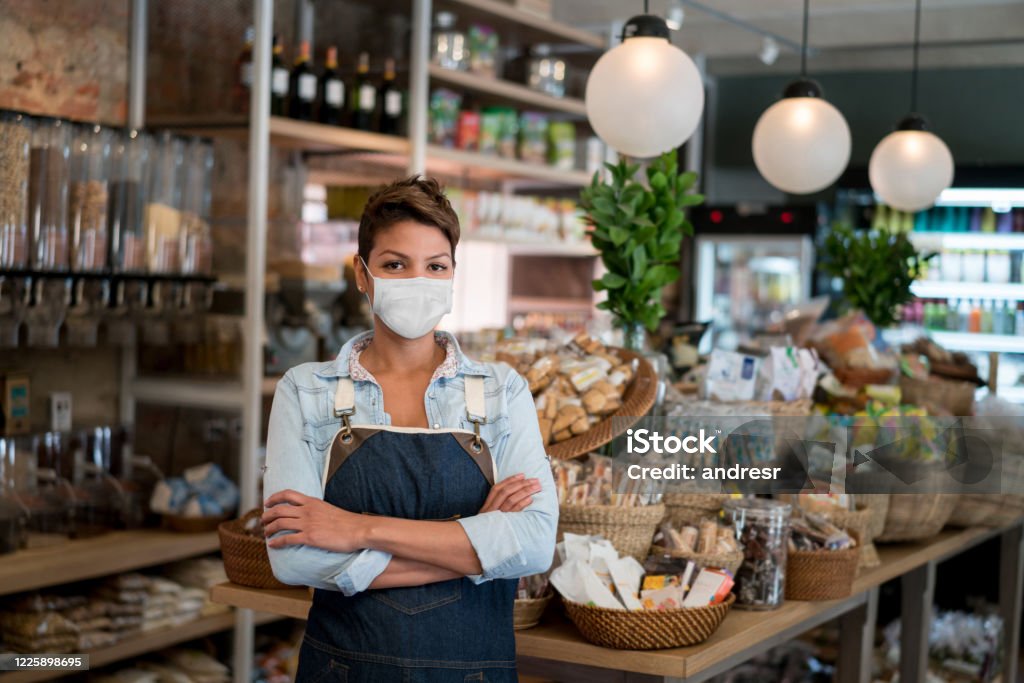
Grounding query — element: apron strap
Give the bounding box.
[333,377,356,443]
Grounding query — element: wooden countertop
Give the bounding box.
[210,525,1006,678]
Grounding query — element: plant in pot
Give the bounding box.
[579,152,703,350]
[819,222,934,330]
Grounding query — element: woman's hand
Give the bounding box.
[262,490,368,553]
[479,474,542,514]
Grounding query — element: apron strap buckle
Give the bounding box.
[470,419,483,453]
[339,413,354,444]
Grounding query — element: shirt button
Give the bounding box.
[433,423,441,429]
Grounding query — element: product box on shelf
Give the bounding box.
[1,373,30,435]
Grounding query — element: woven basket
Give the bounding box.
[547,349,657,461]
[513,592,553,631]
[649,544,743,574]
[558,503,665,562]
[900,375,976,416]
[663,493,728,528]
[877,493,959,543]
[785,543,860,601]
[562,593,734,650]
[218,509,288,589]
[833,367,896,390]
[947,494,1024,528]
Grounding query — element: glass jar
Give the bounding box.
[180,138,214,275]
[527,45,567,98]
[28,117,72,271]
[0,110,31,269]
[108,129,149,273]
[0,436,27,554]
[724,498,791,610]
[431,12,467,71]
[12,435,71,548]
[69,124,111,271]
[144,131,185,274]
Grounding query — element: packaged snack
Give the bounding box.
[456,111,481,151]
[547,121,576,170]
[467,24,499,77]
[705,350,760,402]
[428,89,463,146]
[518,112,549,164]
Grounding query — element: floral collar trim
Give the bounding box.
[348,332,460,385]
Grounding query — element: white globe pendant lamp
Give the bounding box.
[868,0,954,212]
[751,0,851,194]
[585,2,704,158]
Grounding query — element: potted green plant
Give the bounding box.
[819,222,933,330]
[579,152,703,349]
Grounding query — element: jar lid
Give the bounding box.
[724,497,791,519]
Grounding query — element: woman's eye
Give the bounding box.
[383,261,404,271]
[428,263,449,272]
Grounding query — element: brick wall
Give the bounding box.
[0,0,129,124]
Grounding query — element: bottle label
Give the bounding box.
[241,62,253,87]
[385,91,402,117]
[326,80,344,107]
[272,67,289,95]
[299,73,317,101]
[359,84,376,111]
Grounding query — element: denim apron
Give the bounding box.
[295,376,518,683]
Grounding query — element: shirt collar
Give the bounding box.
[315,329,492,381]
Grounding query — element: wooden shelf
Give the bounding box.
[0,530,220,597]
[131,377,245,410]
[208,525,1009,679]
[464,235,597,257]
[426,145,591,186]
[508,296,594,313]
[437,0,605,50]
[0,611,284,683]
[428,65,587,117]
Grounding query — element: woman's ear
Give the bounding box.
[354,254,368,295]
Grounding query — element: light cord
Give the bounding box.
[801,0,809,77]
[911,0,922,112]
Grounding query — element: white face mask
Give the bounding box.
[361,258,454,339]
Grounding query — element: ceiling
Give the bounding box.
[552,0,1024,75]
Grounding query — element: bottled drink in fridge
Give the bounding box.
[318,46,345,126]
[270,36,289,116]
[351,52,377,131]
[69,124,111,271]
[289,40,317,121]
[378,57,404,135]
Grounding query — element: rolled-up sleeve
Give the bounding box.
[456,371,558,581]
[264,373,391,595]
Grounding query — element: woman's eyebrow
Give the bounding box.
[378,249,409,259]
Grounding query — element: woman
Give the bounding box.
[262,176,558,683]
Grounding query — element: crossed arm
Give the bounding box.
[262,475,541,589]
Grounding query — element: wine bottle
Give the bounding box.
[270,36,289,116]
[352,52,377,131]
[289,40,317,120]
[378,58,404,135]
[318,46,345,126]
[234,26,254,114]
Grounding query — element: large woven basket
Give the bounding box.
[900,375,976,416]
[562,594,735,650]
[513,592,553,631]
[947,455,1024,528]
[663,493,729,527]
[649,544,743,574]
[785,543,860,601]
[218,509,288,589]
[558,503,665,562]
[877,493,959,543]
[547,349,657,461]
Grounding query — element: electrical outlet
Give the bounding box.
[49,392,73,432]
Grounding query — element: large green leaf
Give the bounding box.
[608,226,630,246]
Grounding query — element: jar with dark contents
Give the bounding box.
[723,498,791,610]
[179,138,214,275]
[0,110,31,269]
[28,117,72,271]
[7,435,70,549]
[107,129,149,273]
[69,124,111,271]
[0,436,27,554]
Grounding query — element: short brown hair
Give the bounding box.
[357,176,460,262]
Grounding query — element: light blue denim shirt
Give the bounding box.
[263,330,558,596]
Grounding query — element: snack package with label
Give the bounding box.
[705,350,760,402]
[757,347,818,401]
[551,533,645,609]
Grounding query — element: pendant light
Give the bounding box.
[868,0,954,213]
[585,0,704,158]
[751,0,851,194]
